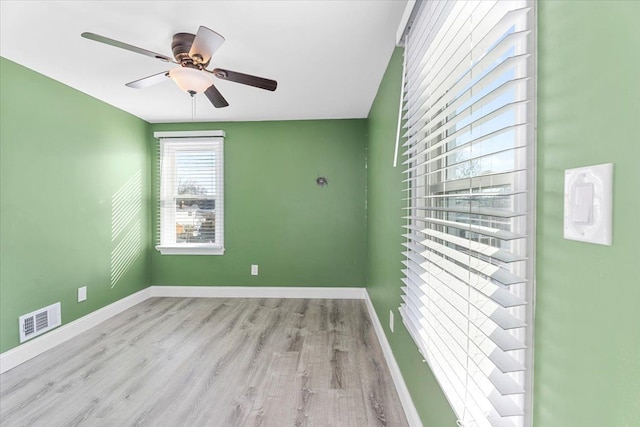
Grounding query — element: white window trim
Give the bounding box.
[153,130,225,139]
[154,130,225,256]
[155,245,224,256]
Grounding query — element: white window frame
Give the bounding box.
[154,130,225,256]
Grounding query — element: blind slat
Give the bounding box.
[404,204,527,220]
[404,216,526,241]
[408,228,526,263]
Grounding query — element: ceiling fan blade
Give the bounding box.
[211,68,277,91]
[125,71,171,89]
[189,26,225,66]
[81,32,175,63]
[204,84,229,108]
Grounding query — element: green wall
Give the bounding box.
[365,48,457,426]
[149,120,367,287]
[367,2,640,426]
[535,1,640,426]
[0,58,151,353]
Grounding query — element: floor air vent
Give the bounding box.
[19,302,61,343]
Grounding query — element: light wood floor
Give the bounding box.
[0,298,409,426]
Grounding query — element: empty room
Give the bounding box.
[0,1,638,426]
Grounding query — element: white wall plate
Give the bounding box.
[563,163,613,245]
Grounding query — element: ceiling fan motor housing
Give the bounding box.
[171,33,198,65]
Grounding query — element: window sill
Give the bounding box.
[155,245,225,256]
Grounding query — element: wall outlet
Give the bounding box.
[78,286,87,302]
[389,309,395,333]
[251,265,259,276]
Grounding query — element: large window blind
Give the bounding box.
[154,131,225,255]
[398,1,535,427]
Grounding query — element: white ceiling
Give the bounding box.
[0,1,407,123]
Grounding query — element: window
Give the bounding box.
[154,131,225,255]
[398,1,535,427]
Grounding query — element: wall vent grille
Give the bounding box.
[19,302,61,343]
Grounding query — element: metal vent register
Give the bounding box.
[19,302,61,343]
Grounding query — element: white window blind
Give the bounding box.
[398,2,535,427]
[155,131,224,255]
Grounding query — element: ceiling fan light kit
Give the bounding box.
[169,67,212,95]
[81,26,277,108]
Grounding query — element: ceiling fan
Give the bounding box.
[81,26,277,108]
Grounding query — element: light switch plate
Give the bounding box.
[563,163,613,245]
[78,286,87,302]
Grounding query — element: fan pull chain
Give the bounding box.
[191,95,196,120]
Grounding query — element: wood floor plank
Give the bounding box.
[253,351,301,427]
[328,389,369,427]
[294,330,331,426]
[0,298,409,427]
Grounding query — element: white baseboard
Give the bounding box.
[148,285,366,299]
[364,292,423,427]
[0,287,151,374]
[0,285,420,427]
